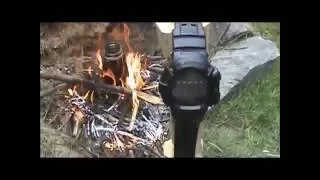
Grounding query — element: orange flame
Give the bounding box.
[83,66,93,78]
[67,85,95,103]
[67,86,79,97]
[125,52,145,130]
[65,23,149,131]
[107,24,147,130]
[73,108,85,136]
[96,50,103,70]
[119,78,125,88]
[68,89,74,96]
[103,68,116,87]
[90,90,94,104]
[74,108,84,121]
[83,90,90,100]
[126,53,144,89]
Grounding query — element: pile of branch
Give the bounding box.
[67,93,170,157]
[40,55,171,158]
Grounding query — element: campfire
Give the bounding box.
[40,23,171,157]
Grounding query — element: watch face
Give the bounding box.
[171,69,208,106]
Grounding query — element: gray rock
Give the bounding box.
[205,22,253,51]
[205,23,230,50]
[220,23,253,46]
[210,36,280,99]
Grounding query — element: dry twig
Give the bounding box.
[57,112,73,131]
[41,100,53,122]
[40,83,69,98]
[49,104,67,124]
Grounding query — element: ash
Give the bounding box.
[68,83,171,158]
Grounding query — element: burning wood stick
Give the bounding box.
[40,72,163,105]
[137,91,163,105]
[40,72,127,94]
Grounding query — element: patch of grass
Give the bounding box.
[203,23,280,157]
[252,22,280,49]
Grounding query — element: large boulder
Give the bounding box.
[210,36,280,100]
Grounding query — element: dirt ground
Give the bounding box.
[40,22,160,157]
